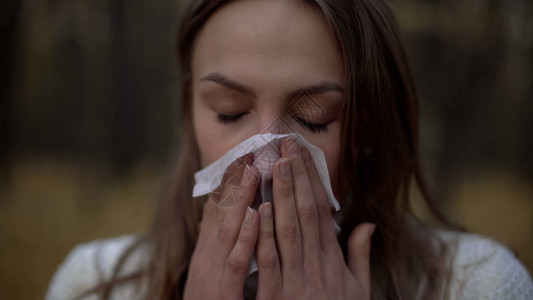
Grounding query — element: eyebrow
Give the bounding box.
[200,72,344,101]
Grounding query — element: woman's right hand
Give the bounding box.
[184,154,260,300]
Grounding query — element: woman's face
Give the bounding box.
[191,0,344,196]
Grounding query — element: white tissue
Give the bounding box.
[192,133,341,275]
[193,133,340,211]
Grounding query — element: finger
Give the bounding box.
[272,156,303,275]
[222,207,259,294]
[201,159,260,272]
[215,153,253,208]
[197,154,250,246]
[300,147,339,253]
[347,222,375,294]
[214,162,260,258]
[282,139,321,271]
[257,202,282,297]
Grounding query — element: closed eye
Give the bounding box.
[217,112,248,124]
[293,117,328,133]
[216,112,328,133]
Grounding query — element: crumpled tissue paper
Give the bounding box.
[193,133,341,274]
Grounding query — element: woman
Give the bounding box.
[47,0,533,299]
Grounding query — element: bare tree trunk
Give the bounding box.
[0,0,23,184]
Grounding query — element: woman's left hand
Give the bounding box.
[255,139,375,300]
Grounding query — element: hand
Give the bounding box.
[184,154,261,300]
[256,139,375,300]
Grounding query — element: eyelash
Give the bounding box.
[293,117,328,133]
[217,112,248,124]
[216,113,328,133]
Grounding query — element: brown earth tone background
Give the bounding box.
[1,0,532,298]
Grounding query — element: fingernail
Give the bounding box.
[280,158,291,179]
[262,202,272,218]
[242,164,255,186]
[244,206,254,226]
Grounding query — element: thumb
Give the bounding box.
[347,222,375,292]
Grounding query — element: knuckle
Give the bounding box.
[291,156,307,176]
[217,225,232,244]
[299,203,318,224]
[278,180,293,198]
[280,222,300,244]
[292,163,307,178]
[257,252,278,270]
[238,230,255,245]
[226,255,246,273]
[242,187,256,202]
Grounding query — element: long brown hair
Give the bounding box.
[94,0,462,299]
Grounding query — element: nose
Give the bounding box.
[258,113,295,135]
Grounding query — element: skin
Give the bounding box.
[185,0,375,299]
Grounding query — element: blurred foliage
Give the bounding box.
[0,0,532,298]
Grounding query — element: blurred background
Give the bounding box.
[1,0,532,298]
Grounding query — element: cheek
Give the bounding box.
[193,99,246,167]
[321,124,342,197]
[323,142,341,196]
[193,101,223,167]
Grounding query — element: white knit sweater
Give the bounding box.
[46,231,533,299]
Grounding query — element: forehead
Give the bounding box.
[191,0,344,90]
